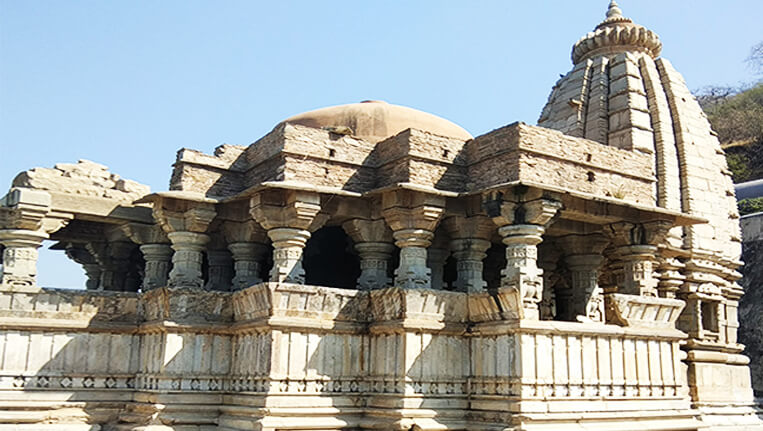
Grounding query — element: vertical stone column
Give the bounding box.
[167,232,209,288]
[487,194,561,320]
[87,239,136,291]
[558,234,608,322]
[0,188,66,290]
[227,242,268,290]
[222,220,269,291]
[151,199,217,289]
[267,228,311,283]
[250,190,327,284]
[656,256,685,299]
[427,234,450,290]
[342,219,394,290]
[122,222,173,291]
[604,221,671,297]
[443,214,494,293]
[202,233,233,291]
[381,190,444,289]
[0,229,48,288]
[140,244,173,290]
[538,242,562,320]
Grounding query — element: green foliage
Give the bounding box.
[738,197,763,216]
[697,82,763,183]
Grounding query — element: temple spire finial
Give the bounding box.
[606,0,623,20]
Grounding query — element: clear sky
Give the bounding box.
[1,1,761,288]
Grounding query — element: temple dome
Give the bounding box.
[281,100,473,143]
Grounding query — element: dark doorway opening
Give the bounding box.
[303,226,361,289]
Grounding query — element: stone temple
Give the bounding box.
[0,2,761,430]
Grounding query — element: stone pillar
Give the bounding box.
[443,213,494,293]
[151,199,217,289]
[222,220,269,291]
[604,221,671,297]
[204,249,233,291]
[167,231,209,288]
[427,235,450,290]
[498,224,546,319]
[86,238,136,291]
[538,242,562,320]
[228,242,268,290]
[267,228,311,283]
[0,229,47,288]
[487,194,561,320]
[558,234,608,322]
[0,187,67,289]
[140,244,172,290]
[450,239,490,293]
[122,222,173,291]
[343,219,394,290]
[381,190,445,290]
[250,190,327,284]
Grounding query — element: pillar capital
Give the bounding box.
[120,222,169,245]
[487,195,562,228]
[150,196,217,234]
[250,189,328,232]
[221,219,268,244]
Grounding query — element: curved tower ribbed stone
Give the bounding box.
[539,1,755,424]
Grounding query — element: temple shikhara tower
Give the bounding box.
[0,2,761,430]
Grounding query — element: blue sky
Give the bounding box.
[1,1,761,288]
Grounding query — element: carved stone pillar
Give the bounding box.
[139,244,172,290]
[381,190,444,289]
[604,221,671,297]
[0,229,47,288]
[558,234,608,322]
[203,234,233,291]
[122,223,172,291]
[538,242,562,320]
[0,187,69,289]
[227,242,268,290]
[267,228,311,283]
[250,190,327,284]
[150,198,217,289]
[343,218,394,290]
[449,238,490,293]
[427,234,450,290]
[222,220,269,290]
[487,195,561,320]
[443,214,494,293]
[166,232,208,288]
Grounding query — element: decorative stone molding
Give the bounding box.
[467,287,522,322]
[141,286,232,323]
[232,282,368,324]
[605,293,685,329]
[369,287,467,325]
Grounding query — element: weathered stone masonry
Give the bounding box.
[0,2,760,430]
